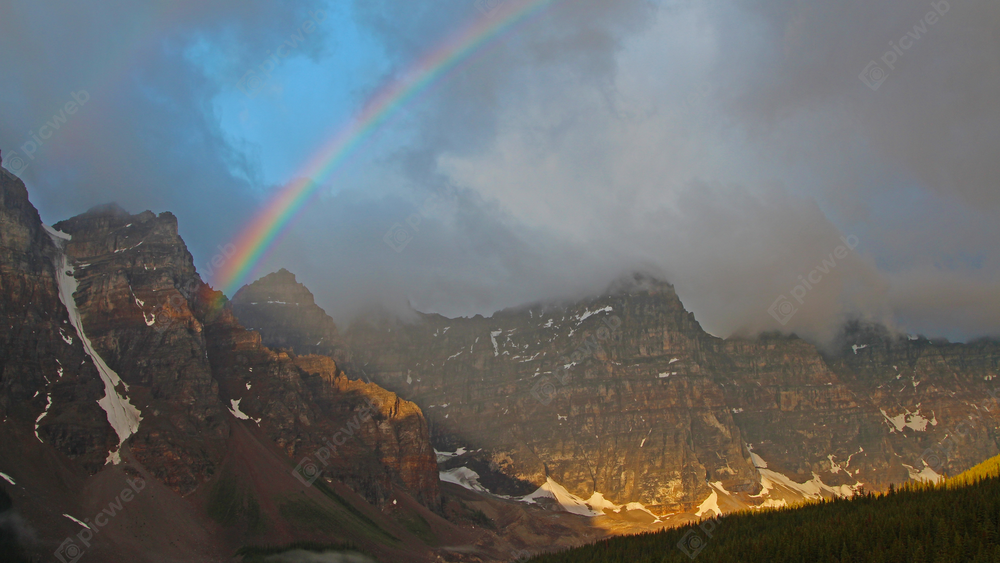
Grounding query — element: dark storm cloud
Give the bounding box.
[2,0,997,344]
[0,0,325,265]
[304,0,998,343]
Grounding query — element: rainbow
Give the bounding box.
[216,0,560,295]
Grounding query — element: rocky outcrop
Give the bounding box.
[293,354,440,506]
[0,170,115,473]
[231,269,342,357]
[237,270,1000,516]
[30,200,440,506]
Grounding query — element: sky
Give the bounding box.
[1,0,998,345]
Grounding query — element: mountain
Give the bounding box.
[5,155,999,561]
[48,201,440,508]
[233,269,1000,529]
[231,268,343,359]
[524,470,1000,563]
[1,169,540,562]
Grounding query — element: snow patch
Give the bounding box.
[434,446,468,462]
[228,398,250,420]
[34,393,53,442]
[47,232,141,450]
[62,514,90,529]
[114,241,143,253]
[845,447,864,467]
[576,306,612,325]
[440,467,489,493]
[520,478,603,517]
[518,352,542,363]
[42,224,71,240]
[0,472,15,485]
[759,468,860,499]
[695,491,721,518]
[490,330,502,357]
[749,453,864,502]
[828,454,844,474]
[902,462,943,484]
[852,344,868,354]
[880,407,934,432]
[587,492,660,520]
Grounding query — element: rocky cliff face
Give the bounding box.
[231,268,342,357]
[0,169,116,473]
[44,203,440,507]
[53,203,231,492]
[293,354,440,506]
[235,270,1000,517]
[0,179,440,515]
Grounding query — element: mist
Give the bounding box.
[2,0,998,345]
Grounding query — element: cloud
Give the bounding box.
[315,0,998,342]
[0,0,326,264]
[3,0,998,344]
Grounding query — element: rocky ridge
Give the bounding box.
[47,202,440,506]
[0,171,474,561]
[231,268,343,357]
[234,270,1000,519]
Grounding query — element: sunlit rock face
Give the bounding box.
[238,269,1000,516]
[0,182,439,507]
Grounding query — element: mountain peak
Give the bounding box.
[233,268,310,304]
[83,202,130,217]
[263,267,297,283]
[605,270,675,296]
[231,269,342,356]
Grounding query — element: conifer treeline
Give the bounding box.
[527,462,1000,563]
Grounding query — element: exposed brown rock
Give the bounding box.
[40,201,440,506]
[293,354,440,507]
[0,170,115,473]
[296,273,996,515]
[231,268,342,357]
